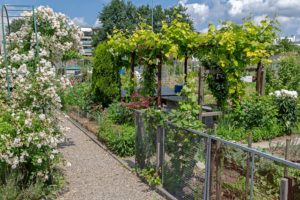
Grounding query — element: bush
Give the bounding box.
[98,114,135,157]
[217,95,283,142]
[0,169,64,200]
[107,102,133,125]
[92,43,121,107]
[271,90,298,134]
[266,55,300,94]
[62,82,91,111]
[230,95,278,130]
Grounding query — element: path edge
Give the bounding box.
[63,112,178,200]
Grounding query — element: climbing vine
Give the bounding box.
[104,17,278,108]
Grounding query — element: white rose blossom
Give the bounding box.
[0,6,81,179]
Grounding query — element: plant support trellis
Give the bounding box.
[1,4,39,99]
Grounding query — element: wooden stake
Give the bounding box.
[184,55,188,83]
[280,178,288,200]
[284,139,291,177]
[256,60,263,95]
[198,67,204,120]
[215,140,222,200]
[245,133,252,199]
[157,54,163,107]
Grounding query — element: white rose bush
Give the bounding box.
[270,89,298,134]
[0,6,82,192]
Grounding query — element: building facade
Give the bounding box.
[80,27,93,56]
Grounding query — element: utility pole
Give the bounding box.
[151,0,154,30]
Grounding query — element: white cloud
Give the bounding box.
[200,27,208,33]
[93,19,102,28]
[297,27,300,35]
[179,0,209,26]
[72,17,88,27]
[253,15,267,25]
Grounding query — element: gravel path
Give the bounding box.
[57,113,164,200]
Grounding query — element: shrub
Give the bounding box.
[266,55,300,94]
[271,90,298,134]
[98,114,135,157]
[139,167,161,187]
[0,169,64,200]
[107,102,133,125]
[217,95,283,142]
[92,43,121,107]
[62,82,91,111]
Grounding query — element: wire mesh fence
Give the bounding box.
[134,111,300,200]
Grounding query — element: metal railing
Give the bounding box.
[134,111,300,200]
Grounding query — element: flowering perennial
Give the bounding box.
[0,6,82,182]
[270,89,298,99]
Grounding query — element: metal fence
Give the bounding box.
[134,111,300,200]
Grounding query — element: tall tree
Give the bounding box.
[165,5,193,28]
[95,0,138,43]
[92,1,194,46]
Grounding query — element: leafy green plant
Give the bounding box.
[98,114,135,157]
[62,82,91,111]
[271,90,298,134]
[231,95,278,131]
[120,68,138,99]
[206,65,229,109]
[92,43,121,107]
[168,72,203,130]
[266,55,300,94]
[217,95,283,142]
[140,167,161,187]
[140,64,157,97]
[107,102,133,125]
[0,167,64,200]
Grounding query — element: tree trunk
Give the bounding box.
[184,55,188,83]
[256,60,263,95]
[157,54,163,107]
[130,52,136,80]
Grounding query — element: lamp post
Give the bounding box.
[151,0,154,30]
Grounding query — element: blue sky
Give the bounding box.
[2,0,300,39]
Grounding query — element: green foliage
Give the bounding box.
[272,94,298,134]
[140,64,157,97]
[62,50,81,61]
[275,38,299,53]
[0,168,64,200]
[160,73,203,194]
[93,1,193,45]
[202,60,229,109]
[266,55,300,94]
[231,95,278,130]
[98,113,135,157]
[8,18,25,33]
[217,95,283,142]
[95,0,139,42]
[92,43,121,107]
[199,18,278,106]
[168,72,203,130]
[120,69,137,99]
[140,167,161,187]
[107,102,133,125]
[62,82,91,111]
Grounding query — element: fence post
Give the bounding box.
[284,139,291,176]
[204,138,212,200]
[256,60,262,95]
[261,67,266,95]
[245,134,253,199]
[280,178,289,200]
[135,112,145,169]
[156,126,165,175]
[215,140,222,200]
[198,66,204,120]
